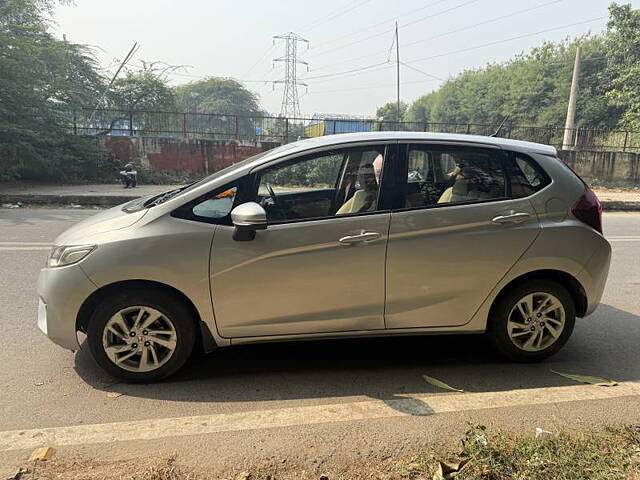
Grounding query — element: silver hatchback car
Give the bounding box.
[37,132,611,382]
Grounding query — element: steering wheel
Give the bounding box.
[265,182,287,220]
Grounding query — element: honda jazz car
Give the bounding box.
[37,132,611,382]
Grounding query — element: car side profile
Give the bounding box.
[37,132,611,382]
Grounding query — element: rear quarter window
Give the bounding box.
[507,152,550,198]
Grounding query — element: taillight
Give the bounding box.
[572,188,603,234]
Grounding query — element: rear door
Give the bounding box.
[384,143,541,329]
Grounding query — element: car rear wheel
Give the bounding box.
[488,279,575,362]
[87,288,196,382]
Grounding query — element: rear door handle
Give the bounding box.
[492,212,531,224]
[338,230,382,245]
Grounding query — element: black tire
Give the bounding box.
[488,279,576,362]
[87,287,196,383]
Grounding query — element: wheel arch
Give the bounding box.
[76,279,217,352]
[489,269,588,320]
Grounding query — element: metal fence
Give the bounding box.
[66,108,640,152]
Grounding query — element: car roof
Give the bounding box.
[250,131,556,168]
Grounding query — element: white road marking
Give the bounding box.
[607,236,640,242]
[0,242,51,246]
[1,381,638,452]
[0,242,51,251]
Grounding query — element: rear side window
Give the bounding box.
[403,146,507,208]
[506,153,550,198]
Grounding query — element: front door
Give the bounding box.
[384,144,542,329]
[210,143,395,338]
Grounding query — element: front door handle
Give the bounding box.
[338,230,382,245]
[492,212,531,224]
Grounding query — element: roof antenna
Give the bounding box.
[490,115,509,137]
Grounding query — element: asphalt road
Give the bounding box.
[0,208,639,476]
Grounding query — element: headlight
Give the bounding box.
[47,245,96,268]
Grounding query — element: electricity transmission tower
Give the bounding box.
[273,32,309,118]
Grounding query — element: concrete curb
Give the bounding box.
[1,194,639,211]
[0,194,140,207]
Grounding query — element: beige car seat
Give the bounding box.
[337,189,376,214]
[337,162,379,215]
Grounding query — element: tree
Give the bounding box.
[394,34,619,132]
[605,2,640,129]
[0,0,109,180]
[174,77,261,116]
[375,101,408,122]
[109,67,176,112]
[174,77,262,138]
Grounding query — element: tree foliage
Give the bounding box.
[389,3,639,132]
[174,77,262,116]
[376,101,408,122]
[605,2,640,129]
[0,0,109,180]
[109,67,176,112]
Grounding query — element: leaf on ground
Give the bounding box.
[106,391,124,398]
[551,370,618,387]
[433,458,470,479]
[423,375,464,393]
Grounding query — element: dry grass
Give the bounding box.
[9,425,640,480]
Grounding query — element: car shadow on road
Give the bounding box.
[74,304,640,414]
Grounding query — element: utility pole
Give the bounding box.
[562,45,581,150]
[273,32,309,119]
[395,21,401,123]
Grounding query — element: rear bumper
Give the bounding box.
[576,235,612,316]
[37,264,97,351]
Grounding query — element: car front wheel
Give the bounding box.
[87,288,196,382]
[488,279,576,362]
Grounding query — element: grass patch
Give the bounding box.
[446,424,640,480]
[11,425,640,479]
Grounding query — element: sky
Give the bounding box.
[52,0,640,117]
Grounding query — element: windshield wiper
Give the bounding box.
[145,182,195,208]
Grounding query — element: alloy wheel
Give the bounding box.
[507,292,566,352]
[102,306,177,373]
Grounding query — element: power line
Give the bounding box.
[402,0,566,50]
[305,0,481,61]
[308,0,564,73]
[306,63,395,85]
[400,62,444,81]
[404,16,607,65]
[299,0,364,32]
[306,78,439,95]
[301,61,390,81]
[243,44,276,77]
[400,0,481,29]
[167,71,273,83]
[300,16,606,86]
[306,0,449,53]
[302,0,373,34]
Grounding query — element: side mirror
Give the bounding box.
[231,202,267,241]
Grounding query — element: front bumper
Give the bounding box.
[37,264,97,351]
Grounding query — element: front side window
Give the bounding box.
[403,146,507,208]
[192,187,237,219]
[256,146,386,222]
[172,184,238,224]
